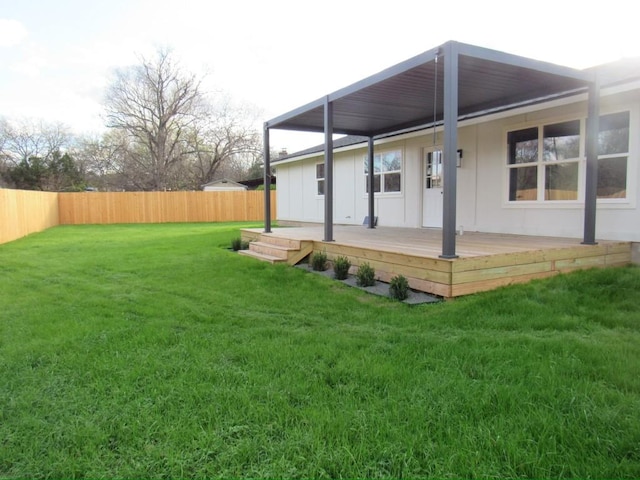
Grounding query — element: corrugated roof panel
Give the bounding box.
[267,40,593,137]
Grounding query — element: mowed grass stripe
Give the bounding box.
[0,223,639,478]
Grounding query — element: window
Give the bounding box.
[507,113,629,202]
[598,111,629,199]
[543,120,580,200]
[316,163,324,196]
[364,150,402,194]
[507,127,538,201]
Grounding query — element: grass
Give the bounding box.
[0,222,639,478]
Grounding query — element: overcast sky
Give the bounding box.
[1,0,639,152]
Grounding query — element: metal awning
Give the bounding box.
[262,40,600,257]
[266,41,594,137]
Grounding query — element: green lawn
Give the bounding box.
[1,223,639,479]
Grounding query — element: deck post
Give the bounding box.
[582,79,600,245]
[263,123,271,233]
[367,136,375,229]
[440,41,459,259]
[324,97,334,242]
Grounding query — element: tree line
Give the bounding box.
[0,48,265,192]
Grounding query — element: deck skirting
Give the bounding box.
[241,227,631,298]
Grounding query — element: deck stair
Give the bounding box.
[239,234,313,265]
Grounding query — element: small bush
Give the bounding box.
[231,237,249,251]
[389,274,410,301]
[356,262,376,287]
[310,250,328,271]
[333,256,351,280]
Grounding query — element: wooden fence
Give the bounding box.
[0,189,275,244]
[58,190,275,225]
[0,188,60,245]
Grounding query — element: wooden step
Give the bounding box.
[250,241,294,260]
[238,234,314,266]
[238,249,287,264]
[259,235,303,250]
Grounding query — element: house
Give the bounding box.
[202,179,248,192]
[243,40,639,297]
[237,176,276,190]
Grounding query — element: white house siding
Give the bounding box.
[275,87,640,242]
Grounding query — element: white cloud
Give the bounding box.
[0,19,28,47]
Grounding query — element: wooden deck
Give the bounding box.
[241,226,632,298]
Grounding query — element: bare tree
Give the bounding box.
[73,131,132,191]
[0,118,79,190]
[184,98,262,189]
[104,48,203,190]
[0,118,70,164]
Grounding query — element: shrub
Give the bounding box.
[356,262,376,287]
[389,274,410,301]
[333,256,351,280]
[310,250,328,271]
[231,237,249,251]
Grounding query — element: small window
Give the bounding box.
[598,112,630,156]
[508,127,538,201]
[597,157,627,198]
[545,163,578,200]
[316,163,324,196]
[509,165,537,201]
[364,150,402,194]
[598,112,629,199]
[543,120,580,200]
[544,120,580,162]
[508,127,538,165]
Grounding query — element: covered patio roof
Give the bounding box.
[262,40,601,257]
[266,41,594,137]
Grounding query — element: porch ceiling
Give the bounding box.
[266,40,594,137]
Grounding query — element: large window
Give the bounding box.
[364,150,402,194]
[507,112,629,202]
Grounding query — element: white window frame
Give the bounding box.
[363,149,403,196]
[505,110,631,205]
[315,162,324,197]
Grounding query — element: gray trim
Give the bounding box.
[440,42,459,259]
[266,98,325,131]
[456,42,593,82]
[263,124,271,233]
[323,98,334,242]
[367,137,375,229]
[582,80,600,245]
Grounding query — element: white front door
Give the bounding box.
[422,148,443,228]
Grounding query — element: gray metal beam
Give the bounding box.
[440,41,459,259]
[323,98,334,242]
[367,136,375,229]
[582,80,600,245]
[263,123,271,233]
